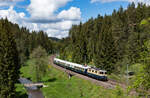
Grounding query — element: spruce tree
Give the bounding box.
[0,19,20,98]
[94,16,118,73]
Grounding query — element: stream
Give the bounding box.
[19,78,45,98]
[27,89,44,98]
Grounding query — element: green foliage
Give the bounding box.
[141,19,149,25]
[29,46,49,82]
[131,40,150,95]
[115,85,124,97]
[57,4,150,95]
[0,19,20,98]
[15,84,27,98]
[129,63,142,75]
[20,62,33,80]
[59,3,150,74]
[94,16,118,73]
[2,20,55,65]
[20,64,136,98]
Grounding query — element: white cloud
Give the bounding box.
[26,0,81,38]
[0,0,81,38]
[27,0,72,19]
[19,0,81,38]
[58,7,81,20]
[91,0,123,3]
[0,6,40,31]
[0,6,24,23]
[46,29,69,39]
[129,0,150,5]
[0,0,24,7]
[0,6,81,38]
[91,0,150,5]
[0,0,23,1]
[35,20,79,38]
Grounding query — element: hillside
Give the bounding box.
[20,60,137,98]
[49,37,60,42]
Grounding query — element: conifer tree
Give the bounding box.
[0,19,20,98]
[59,2,150,74]
[94,16,118,73]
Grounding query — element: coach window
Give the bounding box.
[89,69,91,71]
[75,67,78,69]
[95,71,97,73]
[92,70,94,72]
[99,72,103,74]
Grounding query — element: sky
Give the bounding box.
[0,0,150,38]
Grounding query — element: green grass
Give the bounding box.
[108,73,125,82]
[20,60,39,82]
[20,60,137,98]
[42,67,119,98]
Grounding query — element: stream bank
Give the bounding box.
[19,78,44,98]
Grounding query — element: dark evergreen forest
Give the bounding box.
[59,3,150,74]
[0,18,59,97]
[0,19,58,65]
[0,18,20,97]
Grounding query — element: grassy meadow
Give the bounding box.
[19,60,138,98]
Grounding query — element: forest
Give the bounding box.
[59,3,150,93]
[59,3,150,73]
[1,2,150,97]
[0,18,59,97]
[4,19,59,65]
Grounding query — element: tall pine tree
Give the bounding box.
[0,19,20,98]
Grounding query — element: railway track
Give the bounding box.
[49,55,137,95]
[50,55,126,89]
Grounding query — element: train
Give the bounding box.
[53,58,107,81]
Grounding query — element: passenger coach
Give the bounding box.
[54,58,107,81]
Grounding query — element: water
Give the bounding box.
[19,78,45,98]
[28,90,44,98]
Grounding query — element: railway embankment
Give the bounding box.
[50,55,121,89]
[50,55,137,96]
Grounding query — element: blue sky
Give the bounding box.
[0,0,149,38]
[58,0,129,22]
[14,0,129,21]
